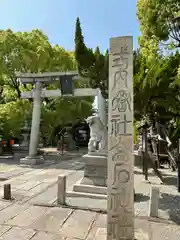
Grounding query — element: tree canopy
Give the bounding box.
[74,16,180,143]
[74,17,108,98]
[0,29,93,143]
[134,50,180,123]
[137,0,180,44]
[136,1,180,144]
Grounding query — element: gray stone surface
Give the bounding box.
[71,154,107,199]
[59,167,180,226]
[30,207,72,232]
[67,191,107,199]
[107,36,134,239]
[0,156,84,204]
[73,182,107,195]
[148,187,159,218]
[0,203,29,224]
[0,225,12,237]
[57,175,66,205]
[59,209,96,239]
[1,148,180,239]
[80,154,107,186]
[0,201,179,239]
[1,227,36,240]
[6,206,47,227]
[20,155,44,165]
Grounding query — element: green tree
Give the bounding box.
[137,0,180,45]
[134,49,180,128]
[0,29,93,143]
[40,96,94,144]
[0,100,32,139]
[74,17,108,98]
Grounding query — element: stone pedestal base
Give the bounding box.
[70,154,108,199]
[68,153,139,200]
[20,155,44,165]
[80,154,107,186]
[19,145,29,151]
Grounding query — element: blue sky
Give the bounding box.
[0,0,140,52]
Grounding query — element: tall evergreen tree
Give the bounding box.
[74,17,108,98]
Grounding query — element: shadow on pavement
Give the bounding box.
[159,193,180,224]
[163,175,178,187]
[135,193,150,202]
[0,153,85,171]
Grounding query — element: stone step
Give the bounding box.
[73,182,107,195]
[66,191,107,200]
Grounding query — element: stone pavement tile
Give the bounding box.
[94,228,106,240]
[39,177,58,183]
[0,169,31,180]
[12,189,35,202]
[3,179,27,189]
[29,183,51,194]
[28,184,57,205]
[6,206,48,227]
[135,218,151,238]
[30,207,73,232]
[89,217,151,240]
[59,209,96,239]
[0,226,12,237]
[30,171,60,182]
[15,172,38,182]
[15,181,41,191]
[0,201,12,211]
[0,203,29,224]
[87,213,106,240]
[0,227,35,240]
[150,222,180,240]
[30,231,66,240]
[23,169,43,176]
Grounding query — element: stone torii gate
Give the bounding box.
[15,71,106,165]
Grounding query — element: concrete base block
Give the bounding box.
[80,154,107,186]
[20,155,44,165]
[71,153,107,199]
[19,144,29,151]
[73,179,107,195]
[13,152,28,161]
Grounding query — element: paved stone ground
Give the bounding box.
[0,157,84,205]
[134,166,180,224]
[0,152,180,239]
[43,165,180,225]
[0,202,180,239]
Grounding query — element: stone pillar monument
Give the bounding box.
[20,81,44,165]
[107,36,134,239]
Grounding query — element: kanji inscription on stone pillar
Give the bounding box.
[107,36,134,240]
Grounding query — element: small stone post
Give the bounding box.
[148,186,159,218]
[4,184,11,200]
[57,175,66,205]
[107,36,134,240]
